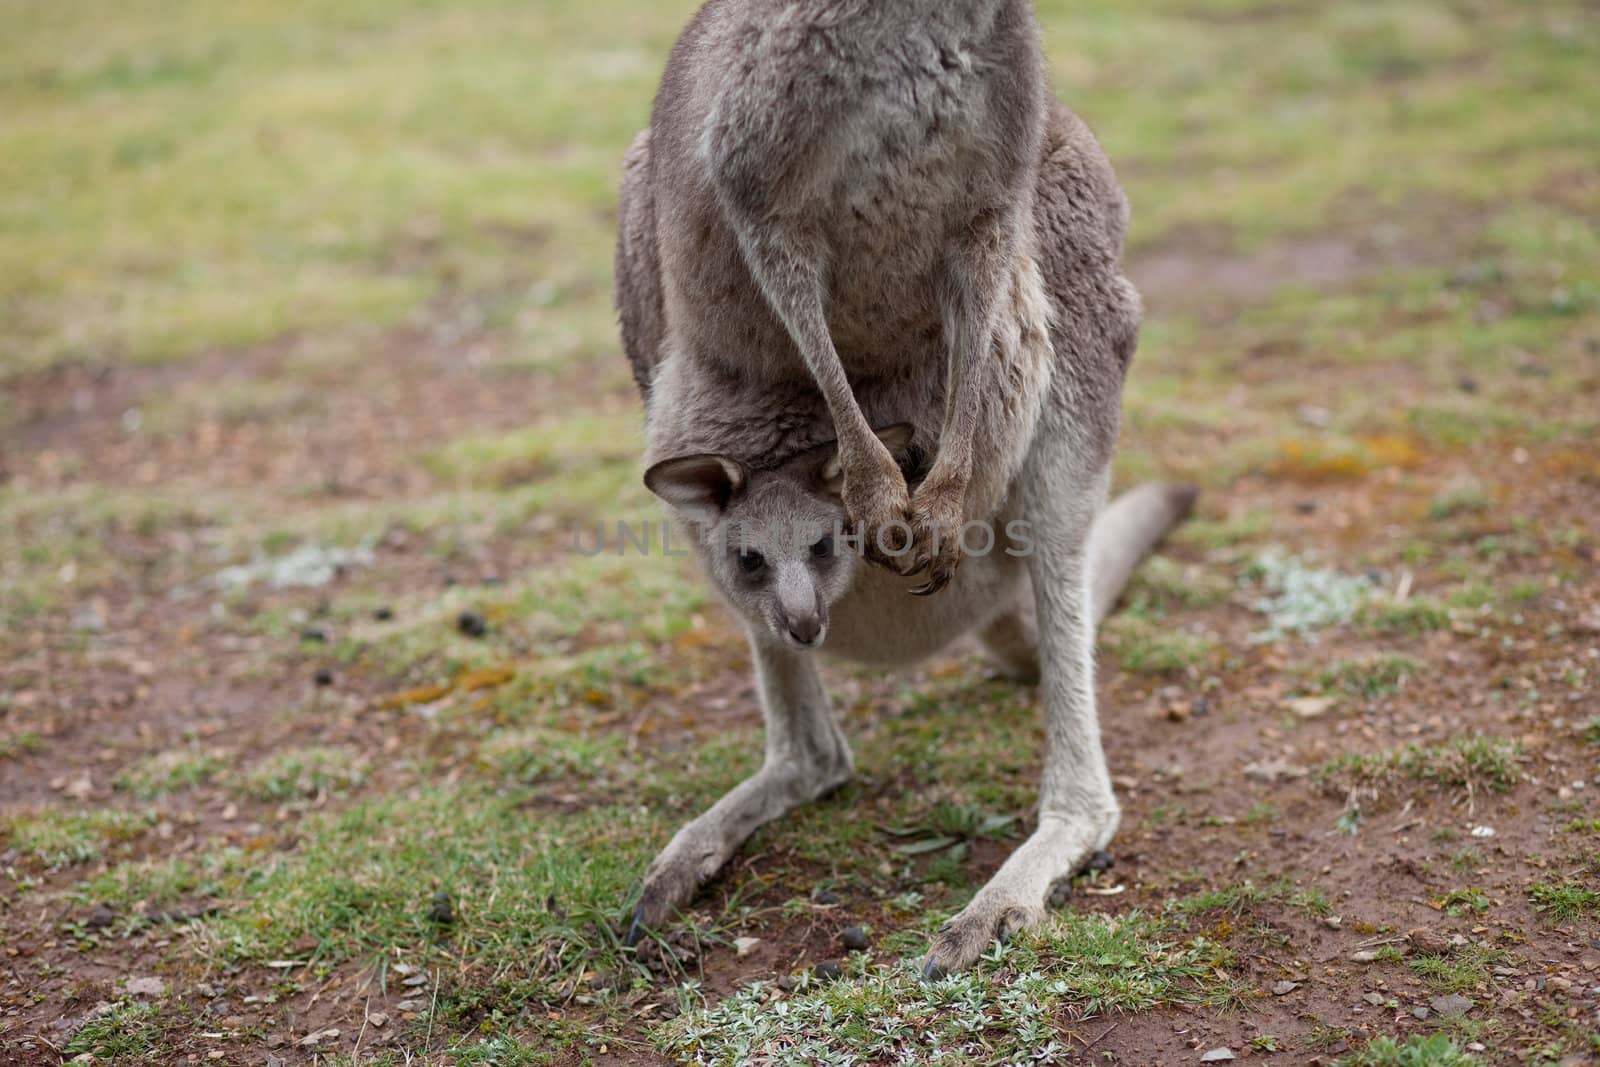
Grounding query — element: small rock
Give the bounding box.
[314,669,335,687]
[733,937,761,958]
[396,999,423,1012]
[301,627,328,643]
[1200,1049,1236,1063]
[1469,826,1495,838]
[457,611,488,638]
[267,1057,286,1067]
[1364,992,1386,1006]
[427,891,454,925]
[1412,1006,1429,1020]
[813,888,840,906]
[402,974,429,987]
[1407,929,1452,955]
[1294,499,1319,515]
[373,607,395,622]
[88,904,116,928]
[813,960,843,984]
[1271,981,1300,996]
[1324,916,1343,929]
[124,977,164,998]
[1244,759,1309,784]
[1430,994,1473,1018]
[1547,976,1573,993]
[299,1028,341,1047]
[841,926,870,953]
[1297,404,1331,428]
[1286,696,1336,720]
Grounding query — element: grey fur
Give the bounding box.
[615,0,1189,976]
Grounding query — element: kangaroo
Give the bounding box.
[615,0,1184,977]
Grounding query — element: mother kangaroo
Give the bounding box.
[613,0,1189,977]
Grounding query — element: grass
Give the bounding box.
[656,909,1240,1066]
[1102,615,1217,675]
[1319,738,1523,797]
[0,731,47,760]
[114,747,226,799]
[1528,882,1600,924]
[1409,943,1504,993]
[5,808,158,868]
[237,746,370,802]
[1170,879,1331,921]
[62,1001,160,1061]
[1317,653,1424,698]
[1335,1034,1483,1067]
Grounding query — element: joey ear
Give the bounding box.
[818,424,917,497]
[644,454,748,522]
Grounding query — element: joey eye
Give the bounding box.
[810,535,835,560]
[736,548,766,575]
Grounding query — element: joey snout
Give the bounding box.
[774,568,826,649]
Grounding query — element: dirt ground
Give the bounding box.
[3,2,1599,1065]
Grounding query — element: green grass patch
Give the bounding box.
[1409,943,1503,993]
[236,746,370,802]
[4,807,158,868]
[1334,1033,1483,1067]
[1529,882,1600,925]
[1169,878,1331,920]
[0,731,47,760]
[656,910,1238,1065]
[115,747,226,799]
[1319,738,1522,796]
[1360,597,1450,636]
[1102,615,1216,675]
[62,1001,160,1061]
[197,785,666,990]
[1317,653,1424,698]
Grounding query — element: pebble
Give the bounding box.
[1200,1049,1236,1063]
[813,960,843,984]
[301,627,328,643]
[299,1029,340,1048]
[1430,994,1473,1018]
[402,974,429,987]
[1271,981,1300,996]
[124,977,165,997]
[314,669,335,687]
[841,926,870,953]
[428,891,454,926]
[1412,1007,1429,1020]
[1363,992,1387,1006]
[457,611,488,638]
[373,607,395,622]
[813,888,840,906]
[733,937,761,958]
[396,999,423,1012]
[88,904,116,928]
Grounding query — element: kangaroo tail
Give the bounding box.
[1087,483,1199,629]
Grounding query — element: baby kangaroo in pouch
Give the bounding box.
[616,0,1196,976]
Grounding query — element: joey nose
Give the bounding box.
[787,612,822,646]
